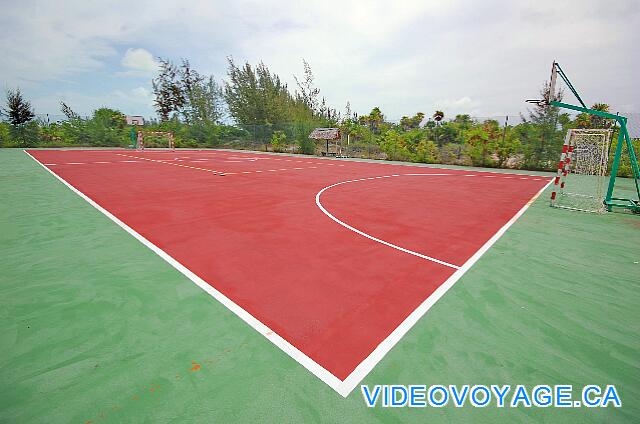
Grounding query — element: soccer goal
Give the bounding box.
[550,129,612,213]
[136,130,175,151]
[527,61,640,214]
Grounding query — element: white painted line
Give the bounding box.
[94,161,111,164]
[44,163,57,166]
[338,176,555,396]
[316,174,460,270]
[116,154,225,176]
[67,162,85,165]
[23,149,346,396]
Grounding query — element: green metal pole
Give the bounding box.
[622,124,640,195]
[550,101,621,121]
[130,127,136,148]
[605,127,626,209]
[551,101,639,212]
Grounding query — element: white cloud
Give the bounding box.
[131,86,151,98]
[120,48,160,75]
[2,0,638,118]
[434,97,482,116]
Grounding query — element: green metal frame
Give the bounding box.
[129,127,137,149]
[551,101,640,213]
[545,61,639,213]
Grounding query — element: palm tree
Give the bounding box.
[575,113,591,129]
[590,103,612,128]
[433,111,444,145]
[591,103,610,112]
[367,107,384,134]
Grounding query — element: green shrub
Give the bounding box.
[0,122,11,147]
[414,140,438,163]
[270,130,287,152]
[9,122,40,147]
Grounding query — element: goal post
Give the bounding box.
[550,129,612,213]
[136,130,175,151]
[551,101,640,213]
[527,61,640,214]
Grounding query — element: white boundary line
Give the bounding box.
[23,150,346,395]
[337,176,554,395]
[24,150,553,398]
[315,174,460,270]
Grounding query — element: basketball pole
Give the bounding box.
[551,100,639,212]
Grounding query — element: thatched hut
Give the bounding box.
[309,128,341,156]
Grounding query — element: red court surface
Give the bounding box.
[26,149,550,394]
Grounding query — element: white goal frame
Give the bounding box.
[550,129,612,213]
[137,131,175,151]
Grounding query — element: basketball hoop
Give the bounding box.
[525,99,549,107]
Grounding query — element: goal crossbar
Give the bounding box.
[551,101,640,213]
[136,130,175,151]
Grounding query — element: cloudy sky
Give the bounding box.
[1,0,638,121]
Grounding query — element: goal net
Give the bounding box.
[137,131,175,150]
[551,129,612,213]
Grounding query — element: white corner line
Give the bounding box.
[23,150,349,397]
[316,174,460,270]
[336,177,555,395]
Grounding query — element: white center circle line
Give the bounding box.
[315,173,460,270]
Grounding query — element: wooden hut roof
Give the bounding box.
[308,128,340,140]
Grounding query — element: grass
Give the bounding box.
[0,148,638,423]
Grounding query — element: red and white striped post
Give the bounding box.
[137,131,145,151]
[551,131,574,206]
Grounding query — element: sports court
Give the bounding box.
[2,148,638,423]
[25,148,549,393]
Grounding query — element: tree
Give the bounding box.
[433,110,444,145]
[415,140,439,163]
[400,112,424,131]
[522,81,564,169]
[495,126,520,168]
[85,108,127,146]
[359,107,385,134]
[453,114,472,127]
[574,113,591,128]
[152,58,185,121]
[294,59,320,116]
[60,101,79,120]
[270,130,287,152]
[224,57,297,126]
[464,120,500,167]
[152,58,227,125]
[379,130,412,161]
[3,88,35,125]
[590,103,612,129]
[185,76,225,124]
